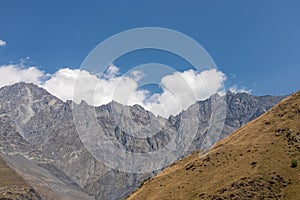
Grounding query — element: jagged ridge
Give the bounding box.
[0,82,285,199]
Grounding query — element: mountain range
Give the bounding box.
[0,82,285,199]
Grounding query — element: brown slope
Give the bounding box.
[128,91,300,200]
[0,156,41,200]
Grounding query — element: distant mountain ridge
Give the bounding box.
[0,82,285,199]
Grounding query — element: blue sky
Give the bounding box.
[0,0,299,96]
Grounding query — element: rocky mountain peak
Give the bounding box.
[0,82,286,199]
[0,82,49,99]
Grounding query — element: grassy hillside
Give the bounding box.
[0,156,41,199]
[128,91,300,200]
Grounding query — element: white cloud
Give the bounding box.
[42,67,141,106]
[129,70,144,81]
[229,84,251,94]
[0,64,45,88]
[133,69,226,117]
[0,63,227,117]
[0,39,6,47]
[104,64,120,79]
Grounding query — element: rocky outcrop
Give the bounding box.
[0,185,42,200]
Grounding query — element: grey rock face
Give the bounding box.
[219,91,285,140]
[0,82,285,199]
[0,116,94,200]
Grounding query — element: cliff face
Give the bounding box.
[128,91,300,200]
[0,82,285,199]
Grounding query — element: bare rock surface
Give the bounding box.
[0,82,284,199]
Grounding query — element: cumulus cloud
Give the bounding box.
[42,68,142,106]
[129,70,144,81]
[104,64,120,78]
[0,63,227,117]
[0,39,6,47]
[133,69,226,117]
[229,84,251,94]
[0,64,46,88]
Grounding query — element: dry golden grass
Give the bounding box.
[0,156,28,188]
[128,91,300,200]
[0,156,41,199]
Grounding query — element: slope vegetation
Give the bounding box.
[128,91,300,200]
[0,156,41,200]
